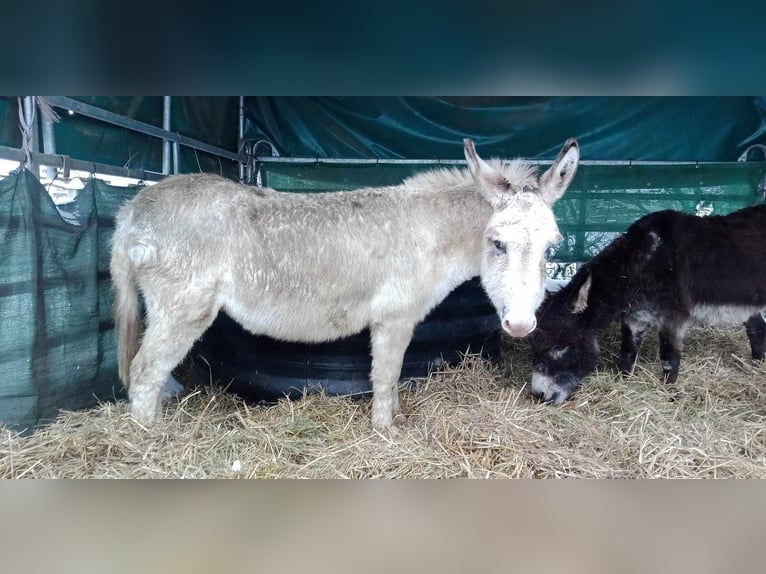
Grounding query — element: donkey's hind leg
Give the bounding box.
[370,319,415,430]
[129,300,218,423]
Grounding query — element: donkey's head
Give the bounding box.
[464,138,579,337]
[527,270,600,404]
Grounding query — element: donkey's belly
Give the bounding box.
[221,297,369,343]
[690,304,764,327]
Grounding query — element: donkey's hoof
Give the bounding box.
[372,416,393,431]
[129,403,159,425]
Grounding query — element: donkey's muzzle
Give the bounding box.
[502,317,537,337]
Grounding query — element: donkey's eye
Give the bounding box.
[493,240,507,253]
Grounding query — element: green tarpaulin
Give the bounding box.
[244,97,766,161]
[4,97,766,174]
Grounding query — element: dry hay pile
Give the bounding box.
[1,325,765,479]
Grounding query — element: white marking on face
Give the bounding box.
[531,372,556,397]
[531,372,568,404]
[482,194,561,336]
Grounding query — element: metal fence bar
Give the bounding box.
[238,96,245,181]
[255,156,766,167]
[41,113,57,180]
[44,96,247,164]
[0,145,165,182]
[21,97,40,176]
[172,141,179,175]
[162,96,172,175]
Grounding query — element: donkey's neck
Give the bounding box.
[579,245,641,333]
[429,186,491,282]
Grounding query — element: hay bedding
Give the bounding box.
[2,325,765,479]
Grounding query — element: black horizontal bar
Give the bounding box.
[45,96,246,164]
[257,156,766,167]
[0,145,165,182]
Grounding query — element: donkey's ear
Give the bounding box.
[539,138,579,206]
[567,269,592,314]
[464,138,513,208]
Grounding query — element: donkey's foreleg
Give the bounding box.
[744,313,766,362]
[619,318,649,375]
[370,320,415,430]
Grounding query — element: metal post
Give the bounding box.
[162,96,172,175]
[22,96,40,178]
[245,142,253,184]
[173,141,179,175]
[238,96,245,181]
[41,112,57,180]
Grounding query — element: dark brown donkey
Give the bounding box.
[528,205,766,405]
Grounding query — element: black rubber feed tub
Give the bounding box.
[189,277,501,403]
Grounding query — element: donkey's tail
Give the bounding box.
[110,207,143,390]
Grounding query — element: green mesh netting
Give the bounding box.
[0,169,142,432]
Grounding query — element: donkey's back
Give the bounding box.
[645,205,766,309]
[117,174,272,257]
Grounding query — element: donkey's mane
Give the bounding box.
[402,158,539,191]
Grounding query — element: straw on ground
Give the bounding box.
[1,324,764,478]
